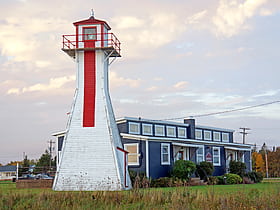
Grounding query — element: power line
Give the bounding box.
[160,100,280,121]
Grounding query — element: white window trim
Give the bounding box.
[196,145,205,163]
[204,130,212,141]
[166,126,176,137]
[128,122,140,134]
[124,143,140,166]
[161,143,170,165]
[142,123,153,135]
[195,129,203,140]
[178,127,187,138]
[212,147,221,166]
[222,132,229,142]
[213,131,221,141]
[155,125,165,136]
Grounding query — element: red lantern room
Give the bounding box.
[62,15,121,58]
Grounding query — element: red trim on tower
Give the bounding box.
[101,25,104,48]
[83,50,96,127]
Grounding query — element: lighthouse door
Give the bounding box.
[83,27,97,48]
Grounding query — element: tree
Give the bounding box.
[255,153,265,176]
[267,147,280,177]
[35,150,56,173]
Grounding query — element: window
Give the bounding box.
[161,143,170,165]
[222,133,229,142]
[129,122,140,134]
[83,28,97,40]
[142,123,152,135]
[213,132,221,141]
[238,151,245,163]
[178,127,187,138]
[196,146,204,163]
[212,147,221,166]
[204,130,212,140]
[195,129,202,140]
[124,143,140,165]
[167,126,176,137]
[155,125,165,136]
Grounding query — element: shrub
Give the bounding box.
[208,176,218,185]
[196,161,214,181]
[129,170,150,188]
[245,171,263,183]
[151,177,188,188]
[172,160,196,181]
[229,161,246,177]
[224,173,242,184]
[216,176,226,185]
[243,176,254,184]
[151,177,172,188]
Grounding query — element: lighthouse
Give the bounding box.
[53,14,131,191]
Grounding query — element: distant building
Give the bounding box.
[0,165,16,180]
[54,117,252,179]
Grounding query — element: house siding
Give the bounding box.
[149,141,173,179]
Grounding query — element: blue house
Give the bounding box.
[54,117,252,179]
[116,117,252,179]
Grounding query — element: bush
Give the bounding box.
[242,176,254,184]
[216,176,226,185]
[151,177,188,188]
[196,161,214,181]
[229,161,246,177]
[224,173,242,184]
[129,170,150,188]
[208,176,218,185]
[172,160,196,181]
[245,171,263,183]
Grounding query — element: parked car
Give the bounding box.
[35,174,53,180]
[18,174,35,180]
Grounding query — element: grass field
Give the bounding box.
[0,181,280,209]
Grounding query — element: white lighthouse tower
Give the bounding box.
[53,14,131,191]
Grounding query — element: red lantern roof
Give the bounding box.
[73,16,111,30]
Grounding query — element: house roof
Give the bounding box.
[0,165,16,172]
[116,117,190,127]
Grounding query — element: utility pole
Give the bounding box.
[239,127,250,144]
[48,140,55,170]
[263,143,269,178]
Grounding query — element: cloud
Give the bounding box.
[109,71,141,88]
[187,10,208,24]
[111,13,186,58]
[173,81,188,90]
[0,16,69,63]
[7,75,75,95]
[212,0,267,37]
[112,16,145,29]
[252,90,280,98]
[259,8,274,16]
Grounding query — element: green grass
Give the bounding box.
[0,181,280,209]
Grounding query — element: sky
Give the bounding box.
[0,0,279,164]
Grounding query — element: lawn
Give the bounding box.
[0,181,279,209]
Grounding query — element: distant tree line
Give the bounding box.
[252,143,280,178]
[5,150,56,176]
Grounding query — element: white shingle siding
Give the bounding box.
[53,43,131,191]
